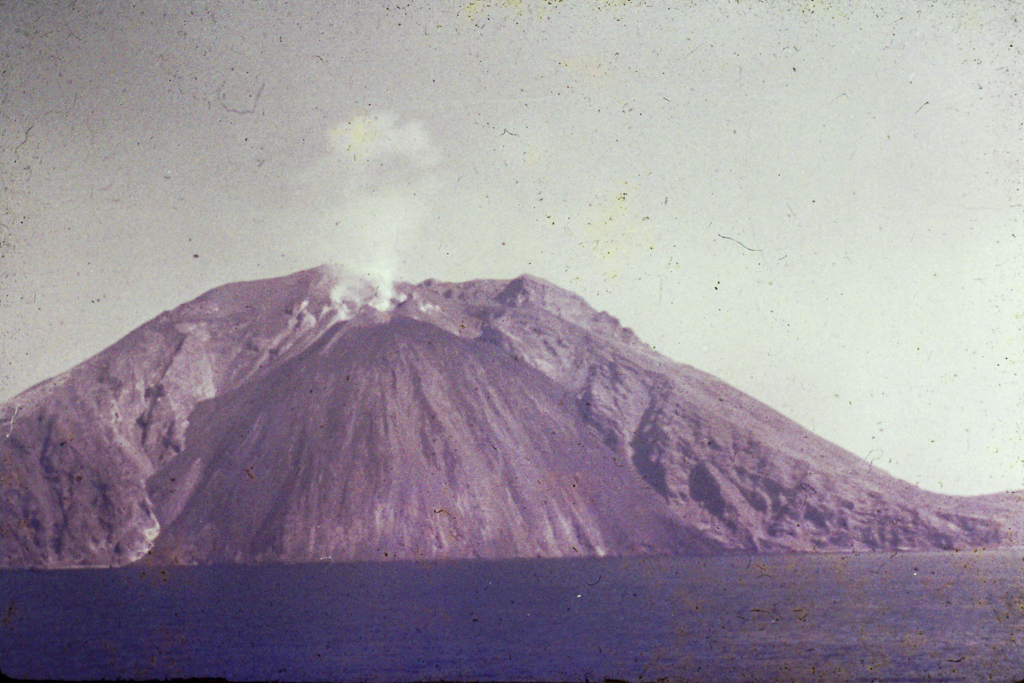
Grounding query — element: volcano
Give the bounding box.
[1,265,1020,568]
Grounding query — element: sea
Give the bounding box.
[1,550,1022,682]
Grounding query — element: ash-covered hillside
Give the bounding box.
[1,265,1020,568]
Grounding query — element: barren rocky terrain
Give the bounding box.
[1,265,1020,567]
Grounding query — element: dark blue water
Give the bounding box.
[2,551,1022,682]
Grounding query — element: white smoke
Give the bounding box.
[327,270,399,313]
[328,111,439,168]
[300,110,441,302]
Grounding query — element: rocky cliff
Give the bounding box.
[1,265,1020,567]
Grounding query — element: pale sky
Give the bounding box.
[1,0,1021,495]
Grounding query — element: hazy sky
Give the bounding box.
[1,0,1021,495]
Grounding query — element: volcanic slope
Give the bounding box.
[0,266,384,567]
[1,265,1020,567]
[146,317,711,563]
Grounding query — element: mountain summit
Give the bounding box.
[1,266,1020,567]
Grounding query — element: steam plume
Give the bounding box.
[299,110,441,304]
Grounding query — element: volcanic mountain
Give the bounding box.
[1,266,1020,568]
